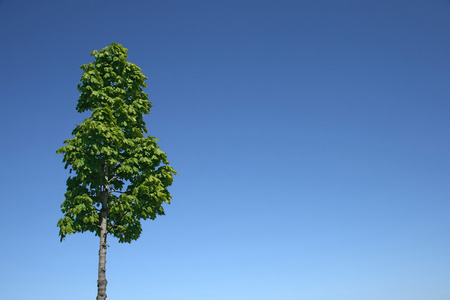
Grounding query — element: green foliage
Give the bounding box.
[57,43,177,243]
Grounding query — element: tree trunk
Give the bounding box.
[97,185,108,300]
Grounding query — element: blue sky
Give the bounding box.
[1,0,450,299]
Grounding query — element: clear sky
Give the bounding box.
[1,1,450,299]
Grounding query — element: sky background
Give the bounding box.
[1,0,450,299]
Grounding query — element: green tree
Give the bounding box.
[57,43,177,300]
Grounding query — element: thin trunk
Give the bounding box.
[97,177,109,300]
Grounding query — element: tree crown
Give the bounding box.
[57,43,177,243]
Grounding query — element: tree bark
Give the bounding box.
[97,182,108,300]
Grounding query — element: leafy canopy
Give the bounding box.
[57,43,177,243]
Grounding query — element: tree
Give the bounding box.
[57,43,177,300]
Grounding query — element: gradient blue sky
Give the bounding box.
[1,1,450,299]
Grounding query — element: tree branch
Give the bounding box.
[90,222,101,229]
[107,176,119,183]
